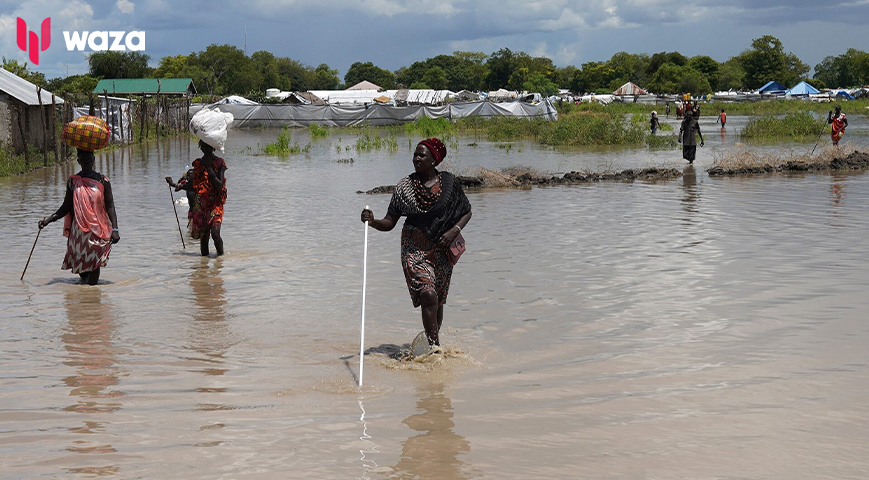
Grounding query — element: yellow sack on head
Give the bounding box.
[63,115,110,152]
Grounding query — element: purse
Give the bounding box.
[447,232,466,265]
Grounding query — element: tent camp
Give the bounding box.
[613,82,648,95]
[758,81,787,94]
[786,81,820,97]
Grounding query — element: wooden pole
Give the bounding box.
[155,80,161,138]
[50,94,58,163]
[20,228,42,281]
[36,86,49,167]
[16,105,29,167]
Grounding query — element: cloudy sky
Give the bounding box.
[2,0,868,81]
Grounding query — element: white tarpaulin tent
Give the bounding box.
[191,99,558,128]
[305,89,454,106]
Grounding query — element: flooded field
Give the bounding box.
[2,115,869,479]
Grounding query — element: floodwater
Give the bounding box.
[2,115,869,479]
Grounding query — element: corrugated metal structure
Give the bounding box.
[0,68,63,153]
[93,78,195,95]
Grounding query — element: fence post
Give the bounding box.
[36,86,49,166]
[16,105,29,167]
[51,94,58,163]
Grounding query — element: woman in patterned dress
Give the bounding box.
[39,149,120,285]
[191,140,227,256]
[361,138,472,349]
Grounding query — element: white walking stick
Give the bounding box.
[359,205,369,387]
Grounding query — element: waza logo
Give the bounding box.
[16,17,51,65]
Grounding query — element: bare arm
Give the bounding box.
[361,209,399,232]
[103,181,120,244]
[436,210,472,249]
[39,184,73,229]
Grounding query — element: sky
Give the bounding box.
[2,0,868,82]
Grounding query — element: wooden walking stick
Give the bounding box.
[169,186,186,248]
[21,228,42,280]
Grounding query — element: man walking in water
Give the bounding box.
[679,111,704,164]
[828,105,848,145]
[716,109,727,128]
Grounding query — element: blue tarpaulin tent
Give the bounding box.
[758,81,787,94]
[787,81,820,96]
[834,90,855,100]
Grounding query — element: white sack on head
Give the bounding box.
[189,107,234,153]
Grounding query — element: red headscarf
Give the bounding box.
[417,138,447,165]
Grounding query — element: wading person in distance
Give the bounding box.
[192,140,227,256]
[679,110,704,164]
[650,111,661,135]
[828,105,848,145]
[361,138,472,351]
[38,149,120,285]
[716,109,727,128]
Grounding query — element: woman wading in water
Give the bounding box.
[38,149,120,285]
[191,140,227,256]
[361,138,472,351]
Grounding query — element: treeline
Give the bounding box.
[5,35,869,98]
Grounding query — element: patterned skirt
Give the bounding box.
[62,223,112,274]
[401,224,453,308]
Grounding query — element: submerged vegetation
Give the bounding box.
[261,128,311,155]
[740,112,826,140]
[360,164,683,194]
[709,144,869,175]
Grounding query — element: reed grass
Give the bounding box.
[740,112,826,140]
[711,143,855,171]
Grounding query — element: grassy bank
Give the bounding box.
[740,112,827,140]
[0,143,72,177]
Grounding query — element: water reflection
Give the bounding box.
[682,165,699,217]
[61,287,123,467]
[62,288,124,415]
[391,383,472,480]
[188,259,232,412]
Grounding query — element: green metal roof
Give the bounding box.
[93,78,195,95]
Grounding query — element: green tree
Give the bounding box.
[646,51,687,77]
[688,55,720,91]
[252,51,291,91]
[736,35,808,89]
[814,49,869,88]
[195,44,261,95]
[88,51,152,79]
[484,48,519,90]
[422,66,449,90]
[647,64,710,95]
[344,61,395,89]
[44,74,99,95]
[310,63,340,90]
[2,57,45,85]
[523,72,559,96]
[717,59,745,90]
[555,65,578,89]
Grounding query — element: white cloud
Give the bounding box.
[117,0,136,14]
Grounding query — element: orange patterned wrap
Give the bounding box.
[62,115,110,152]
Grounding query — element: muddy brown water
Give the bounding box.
[2,116,869,479]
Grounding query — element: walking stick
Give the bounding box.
[169,185,186,249]
[810,118,829,156]
[359,205,369,387]
[20,228,42,280]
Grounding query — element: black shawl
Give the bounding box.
[387,171,472,241]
